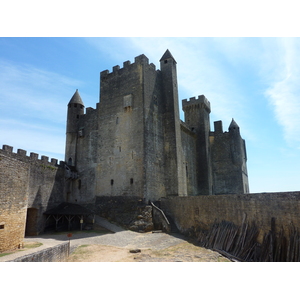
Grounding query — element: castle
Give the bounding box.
[2,50,300,262]
[65,49,249,205]
[0,49,251,253]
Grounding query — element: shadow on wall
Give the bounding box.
[25,164,66,236]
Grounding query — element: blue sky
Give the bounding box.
[0,37,299,193]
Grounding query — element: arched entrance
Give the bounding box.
[25,208,39,236]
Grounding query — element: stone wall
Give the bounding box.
[210,120,249,194]
[27,160,65,234]
[0,145,65,252]
[0,154,29,252]
[180,122,197,195]
[86,196,154,232]
[160,192,300,243]
[8,242,69,262]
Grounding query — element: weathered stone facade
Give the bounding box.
[159,192,300,243]
[0,146,64,252]
[0,49,250,253]
[0,153,29,252]
[65,50,249,206]
[2,49,300,261]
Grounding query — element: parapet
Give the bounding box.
[214,120,223,134]
[0,145,63,167]
[182,95,211,113]
[100,54,156,81]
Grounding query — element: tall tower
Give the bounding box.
[182,95,213,195]
[160,50,187,196]
[228,119,249,193]
[65,89,85,166]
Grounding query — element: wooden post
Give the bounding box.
[80,215,83,230]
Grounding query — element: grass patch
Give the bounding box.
[67,244,92,261]
[78,244,89,248]
[0,252,13,257]
[23,242,43,249]
[0,242,43,258]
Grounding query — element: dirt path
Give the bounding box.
[67,239,230,262]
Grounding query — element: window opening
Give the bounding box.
[68,157,72,166]
[164,60,168,64]
[78,179,81,189]
[111,179,114,186]
[130,178,133,184]
[0,224,4,229]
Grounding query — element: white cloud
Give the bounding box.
[263,38,300,146]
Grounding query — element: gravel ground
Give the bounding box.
[0,218,230,262]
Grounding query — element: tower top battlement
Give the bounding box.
[100,54,157,81]
[182,95,211,113]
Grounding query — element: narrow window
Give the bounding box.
[164,60,168,64]
[78,179,81,189]
[74,103,77,108]
[116,117,119,124]
[130,178,133,184]
[0,224,4,229]
[77,115,79,119]
[68,157,72,166]
[111,179,114,186]
[119,147,121,152]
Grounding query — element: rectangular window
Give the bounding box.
[111,179,114,186]
[0,224,4,229]
[130,178,133,184]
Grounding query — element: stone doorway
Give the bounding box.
[25,208,39,236]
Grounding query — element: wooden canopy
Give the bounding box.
[44,202,94,231]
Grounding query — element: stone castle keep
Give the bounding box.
[2,50,300,261]
[65,49,248,205]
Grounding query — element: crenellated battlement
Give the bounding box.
[182,95,211,113]
[0,144,64,167]
[100,54,156,81]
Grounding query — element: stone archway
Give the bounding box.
[25,208,38,236]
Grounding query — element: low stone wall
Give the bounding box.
[8,242,69,262]
[161,192,300,243]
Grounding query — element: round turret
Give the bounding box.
[68,89,84,107]
[66,89,85,134]
[229,118,240,133]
